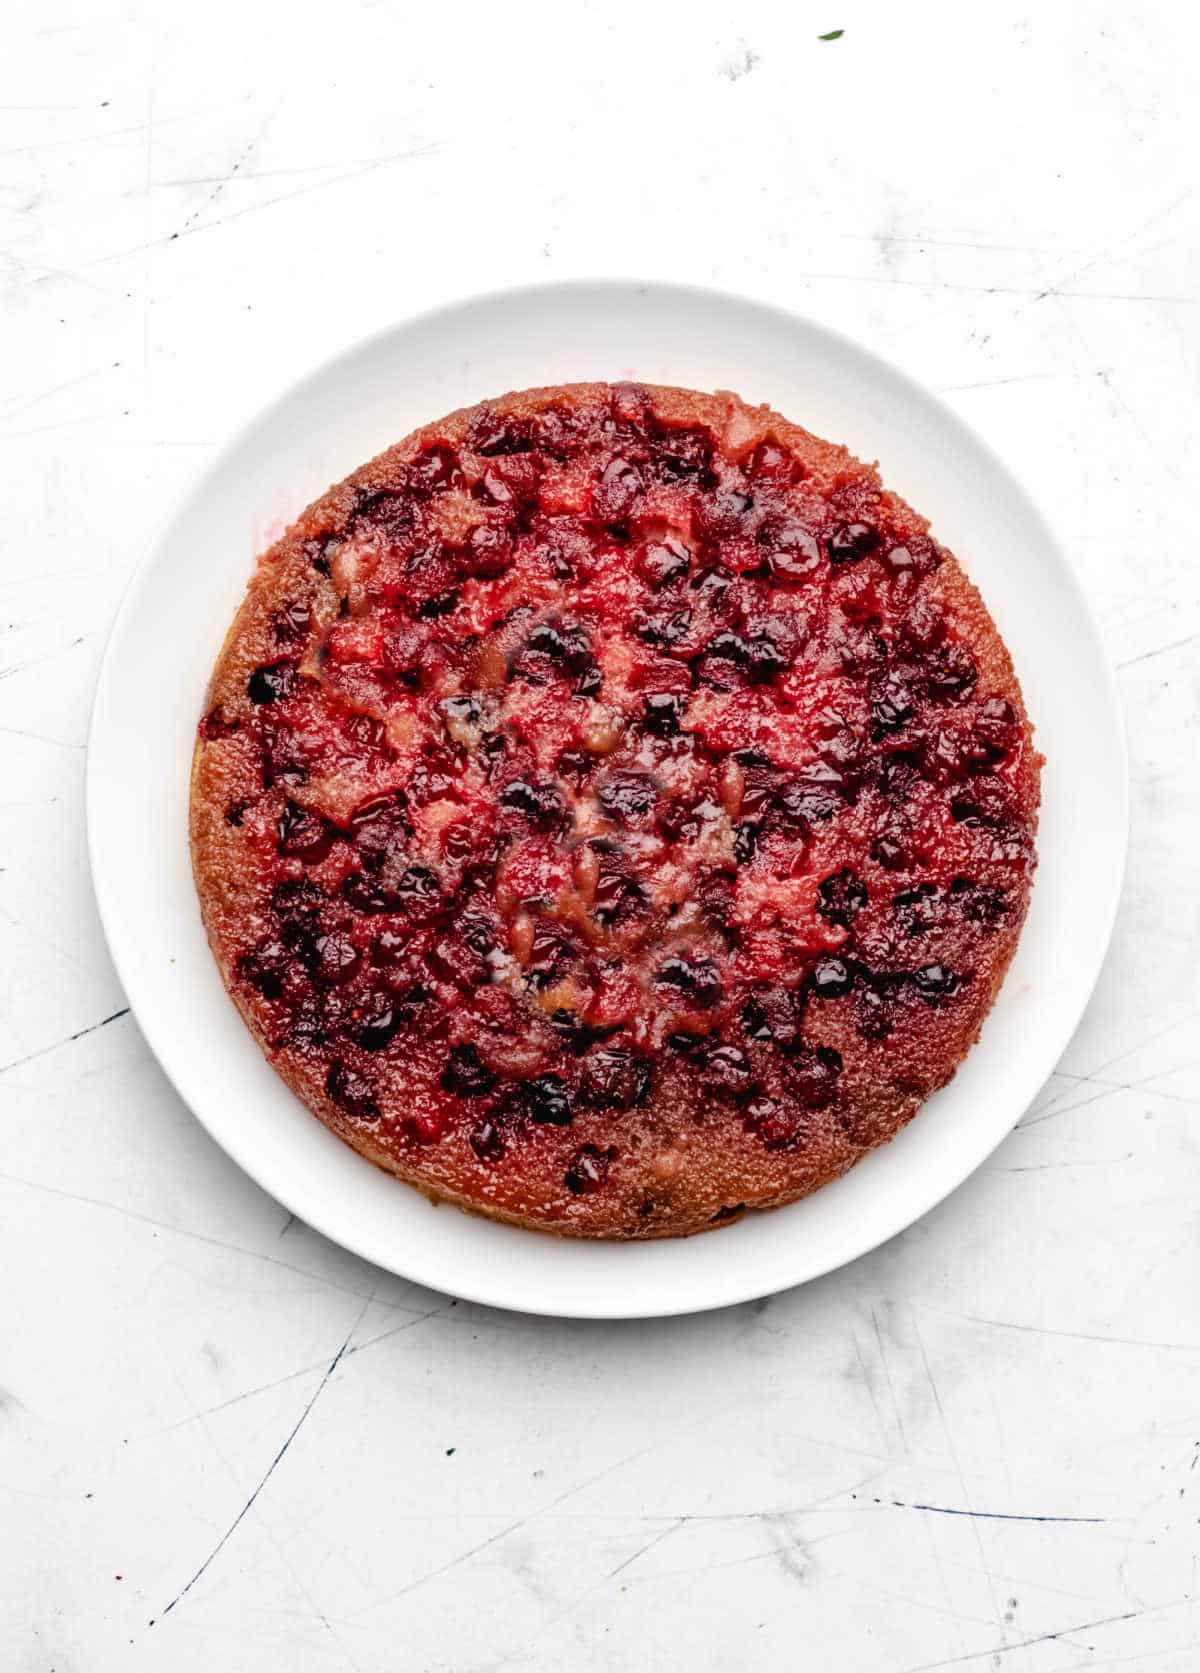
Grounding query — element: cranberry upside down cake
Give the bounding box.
[190,382,1040,1238]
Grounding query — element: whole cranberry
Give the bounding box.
[247,660,297,705]
[828,522,878,564]
[326,1061,379,1121]
[564,1143,616,1195]
[579,1047,651,1110]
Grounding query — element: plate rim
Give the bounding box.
[85,277,1129,1318]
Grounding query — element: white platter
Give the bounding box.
[87,280,1127,1318]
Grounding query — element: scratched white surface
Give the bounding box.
[2,2,1198,1668]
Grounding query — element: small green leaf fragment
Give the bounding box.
[818,28,845,40]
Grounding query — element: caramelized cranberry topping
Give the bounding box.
[198,382,1036,1226]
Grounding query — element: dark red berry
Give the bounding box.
[248,660,297,705]
[871,835,907,871]
[593,457,642,523]
[747,440,802,483]
[260,724,309,788]
[657,954,723,1010]
[809,957,853,999]
[899,596,946,652]
[429,922,491,988]
[314,931,361,986]
[356,1000,400,1051]
[579,1047,651,1110]
[643,693,684,736]
[564,1143,615,1194]
[472,413,533,457]
[816,867,868,927]
[914,964,959,1001]
[702,1044,754,1099]
[636,608,692,647]
[920,727,972,786]
[406,443,461,492]
[470,1120,506,1162]
[651,424,714,482]
[696,482,753,541]
[441,1044,496,1097]
[972,697,1018,762]
[350,794,411,865]
[745,1096,807,1150]
[638,536,691,587]
[356,488,416,539]
[396,866,444,923]
[555,747,591,784]
[784,1045,842,1109]
[464,522,512,578]
[523,922,575,989]
[881,536,940,579]
[500,778,567,829]
[239,936,290,1001]
[734,822,759,863]
[893,883,943,937]
[924,642,978,702]
[342,872,401,914]
[741,985,805,1051]
[326,1061,379,1121]
[764,521,821,581]
[870,672,916,735]
[828,522,877,564]
[278,800,335,862]
[774,762,846,828]
[525,1074,573,1125]
[418,588,459,619]
[592,863,645,927]
[596,771,657,823]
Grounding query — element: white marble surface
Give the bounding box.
[2,3,1198,1668]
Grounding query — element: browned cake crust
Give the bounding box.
[190,382,1040,1238]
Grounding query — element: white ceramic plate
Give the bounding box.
[87,281,1126,1319]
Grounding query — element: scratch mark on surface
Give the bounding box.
[938,371,1066,394]
[0,724,85,751]
[0,637,92,682]
[891,1499,1105,1524]
[483,1519,688,1671]
[158,1295,370,1619]
[870,1307,911,1456]
[130,1301,455,1441]
[913,1314,1008,1651]
[173,99,281,237]
[338,1432,688,1622]
[903,1606,1146,1670]
[1117,631,1200,670]
[0,366,114,420]
[849,1327,889,1443]
[0,1007,130,1075]
[1019,1015,1200,1126]
[1028,186,1196,306]
[93,144,440,267]
[957,1313,1200,1354]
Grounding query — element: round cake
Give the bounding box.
[190,382,1040,1239]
